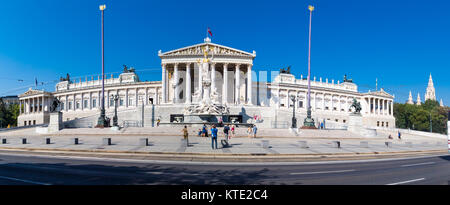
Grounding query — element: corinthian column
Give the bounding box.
[161,64,167,103]
[211,63,216,94]
[174,63,179,103]
[185,63,192,104]
[223,64,228,104]
[247,64,253,105]
[235,64,240,104]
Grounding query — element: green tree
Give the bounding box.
[394,99,449,134]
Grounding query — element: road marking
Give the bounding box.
[0,175,51,185]
[290,169,355,175]
[400,162,435,167]
[386,178,425,185]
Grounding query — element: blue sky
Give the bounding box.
[0,0,449,104]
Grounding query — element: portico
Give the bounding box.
[159,37,256,106]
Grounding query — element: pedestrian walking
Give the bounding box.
[398,131,402,140]
[156,118,160,127]
[211,125,218,149]
[388,134,393,139]
[252,124,258,138]
[197,128,202,137]
[182,126,189,147]
[223,124,230,141]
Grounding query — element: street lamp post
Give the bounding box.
[97,4,107,128]
[112,94,119,127]
[302,5,316,129]
[291,95,297,128]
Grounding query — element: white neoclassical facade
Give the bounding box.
[17,38,395,129]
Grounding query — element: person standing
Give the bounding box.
[156,118,160,127]
[202,124,207,137]
[223,124,230,141]
[231,124,235,138]
[211,125,218,149]
[398,131,402,140]
[252,124,258,138]
[182,126,189,147]
[247,126,253,138]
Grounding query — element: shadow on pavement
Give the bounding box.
[0,161,280,185]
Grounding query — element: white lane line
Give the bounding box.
[290,169,355,175]
[400,162,435,167]
[386,178,425,185]
[0,175,51,185]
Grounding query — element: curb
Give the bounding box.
[0,147,446,161]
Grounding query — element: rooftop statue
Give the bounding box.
[343,74,353,83]
[123,65,135,73]
[59,73,70,82]
[280,66,291,74]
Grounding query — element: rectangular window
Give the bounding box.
[129,98,133,106]
[382,122,384,127]
[24,121,27,126]
[377,121,380,127]
[76,101,80,109]
[120,98,124,106]
[33,120,36,125]
[84,100,88,108]
[110,98,114,106]
[299,101,303,108]
[93,99,97,108]
[386,122,389,127]
[61,102,65,110]
[69,102,72,110]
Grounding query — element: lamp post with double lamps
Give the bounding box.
[96,4,107,127]
[291,95,297,128]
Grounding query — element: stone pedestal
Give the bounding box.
[48,112,63,133]
[347,113,377,137]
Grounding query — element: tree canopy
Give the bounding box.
[394,100,449,134]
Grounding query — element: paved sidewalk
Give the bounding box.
[0,127,447,156]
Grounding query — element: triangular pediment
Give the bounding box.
[159,42,256,58]
[366,89,394,98]
[19,88,50,97]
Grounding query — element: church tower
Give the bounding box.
[425,74,436,101]
[416,93,421,105]
[407,91,414,104]
[440,99,444,107]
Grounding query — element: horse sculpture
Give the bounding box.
[49,97,61,112]
[350,98,362,114]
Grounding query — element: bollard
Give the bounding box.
[332,141,341,148]
[45,138,51,145]
[139,138,149,146]
[72,138,79,145]
[385,142,392,147]
[405,142,413,147]
[261,140,269,148]
[298,141,308,148]
[360,141,369,148]
[1,138,6,144]
[103,138,112,146]
[22,138,27,144]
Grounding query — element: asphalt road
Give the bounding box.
[0,153,449,185]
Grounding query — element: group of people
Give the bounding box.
[388,131,402,140]
[181,123,257,149]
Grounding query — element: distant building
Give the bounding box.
[425,74,436,101]
[0,95,19,106]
